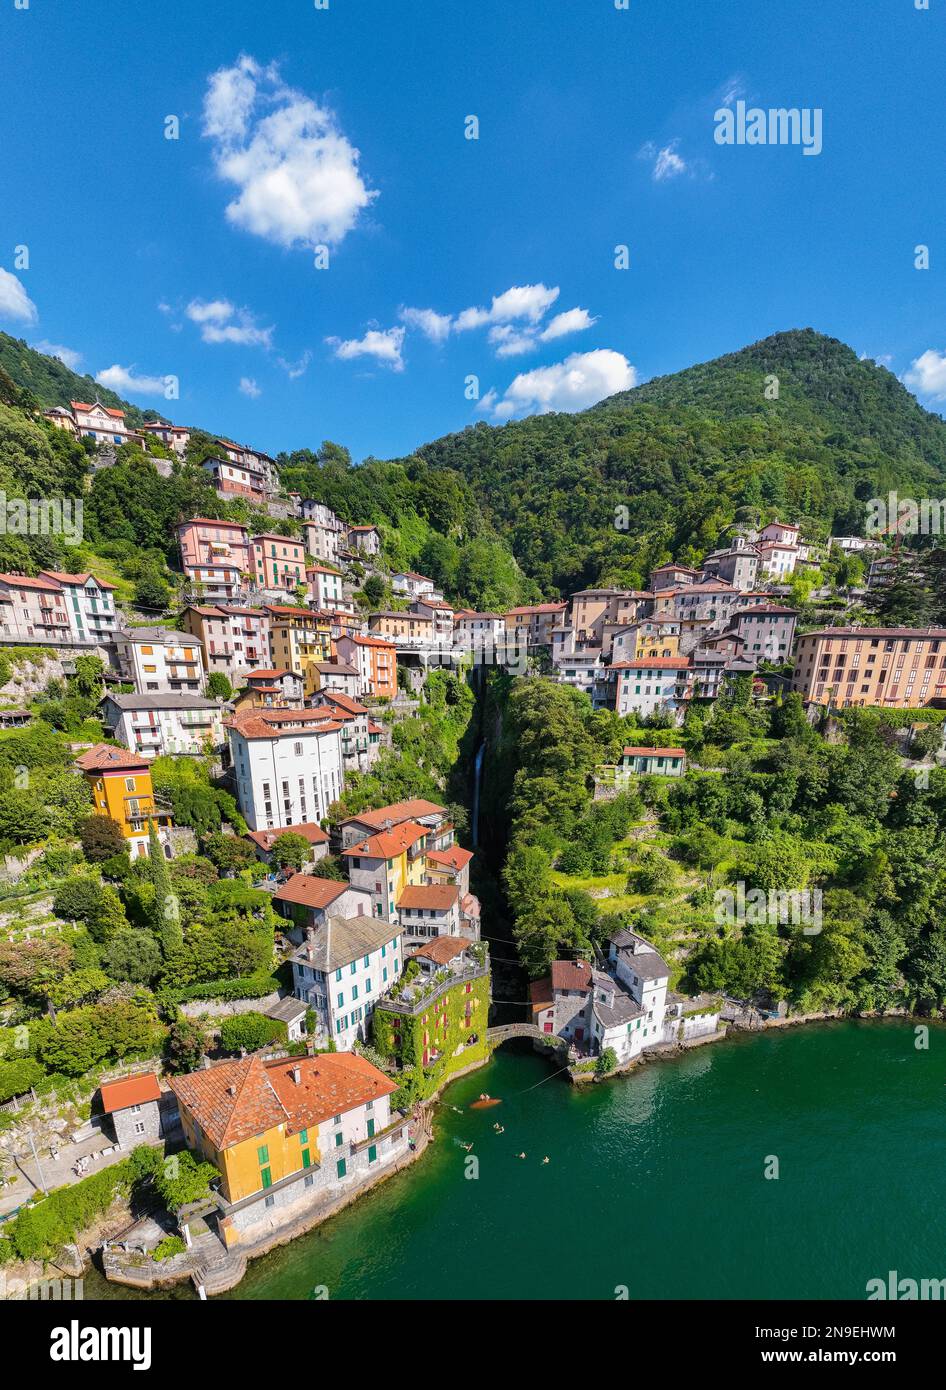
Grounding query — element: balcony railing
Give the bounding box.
[379,961,489,1016]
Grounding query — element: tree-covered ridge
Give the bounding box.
[493,674,946,1016]
[0,332,145,424]
[401,330,946,595]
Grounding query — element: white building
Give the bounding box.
[116,627,206,695]
[70,400,133,446]
[227,707,345,831]
[306,565,345,610]
[290,918,403,1049]
[101,694,224,758]
[611,658,691,719]
[391,571,440,601]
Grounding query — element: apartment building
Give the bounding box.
[116,627,205,694]
[302,508,344,566]
[453,612,506,650]
[701,536,760,591]
[169,1051,404,1245]
[180,604,271,686]
[311,690,381,772]
[37,571,119,643]
[274,876,373,932]
[504,602,568,647]
[289,919,404,1050]
[335,633,398,699]
[306,564,345,610]
[650,564,700,592]
[227,707,345,830]
[101,693,224,758]
[202,455,267,501]
[342,819,432,920]
[252,534,307,592]
[397,883,461,940]
[176,519,250,596]
[267,606,334,694]
[308,660,361,699]
[411,598,455,641]
[368,611,435,645]
[790,627,946,708]
[725,605,798,663]
[0,573,71,642]
[610,657,692,719]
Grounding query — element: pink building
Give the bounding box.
[177,519,251,600]
[251,534,307,592]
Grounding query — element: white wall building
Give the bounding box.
[290,918,404,1049]
[101,694,224,758]
[227,708,345,830]
[116,627,206,695]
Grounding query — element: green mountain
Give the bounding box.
[404,329,946,594]
[0,332,148,425]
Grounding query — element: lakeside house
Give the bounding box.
[529,931,720,1066]
[289,917,404,1048]
[169,1051,406,1247]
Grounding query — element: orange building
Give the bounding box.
[791,627,946,708]
[335,633,398,699]
[74,744,172,858]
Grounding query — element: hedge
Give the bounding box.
[160,970,284,1005]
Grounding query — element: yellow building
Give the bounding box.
[266,605,334,696]
[74,744,172,858]
[169,1052,398,1246]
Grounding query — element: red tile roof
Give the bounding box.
[412,937,467,965]
[550,960,593,993]
[273,876,351,909]
[398,884,459,911]
[344,821,430,860]
[425,845,474,872]
[75,743,149,774]
[245,823,329,852]
[99,1073,161,1113]
[622,746,686,758]
[345,799,445,832]
[529,977,554,1012]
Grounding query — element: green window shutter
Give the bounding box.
[336,1158,347,1179]
[260,1166,272,1189]
[301,1148,311,1169]
[335,1132,343,1147]
[368,1145,377,1164]
[367,1117,375,1137]
[257,1144,269,1164]
[299,1129,308,1145]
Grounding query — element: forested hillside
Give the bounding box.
[403,330,946,594]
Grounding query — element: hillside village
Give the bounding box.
[0,373,944,1293]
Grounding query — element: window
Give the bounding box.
[299,1129,308,1144]
[134,1121,145,1135]
[304,1172,315,1188]
[367,1145,378,1164]
[336,1158,347,1179]
[301,1148,311,1169]
[333,1113,342,1125]
[260,1166,272,1188]
[257,1144,269,1164]
[334,1132,344,1147]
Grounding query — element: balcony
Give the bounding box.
[379,959,489,1017]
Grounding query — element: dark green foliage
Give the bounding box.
[218,1011,286,1054]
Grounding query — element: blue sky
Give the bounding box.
[1,0,944,461]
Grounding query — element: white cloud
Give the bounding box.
[456,283,559,332]
[35,341,83,370]
[488,325,537,358]
[0,269,37,324]
[185,298,273,347]
[652,141,688,182]
[488,349,635,418]
[720,75,746,107]
[96,364,169,396]
[539,307,597,342]
[203,54,377,250]
[277,350,311,379]
[326,325,405,371]
[239,376,261,398]
[904,349,946,400]
[400,306,452,343]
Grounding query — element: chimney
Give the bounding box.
[227,1084,237,1096]
[291,1065,301,1084]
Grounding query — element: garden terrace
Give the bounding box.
[379,960,490,1016]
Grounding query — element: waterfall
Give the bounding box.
[471,742,485,848]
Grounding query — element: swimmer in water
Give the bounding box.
[517,1152,526,1159]
[541,1156,550,1165]
[496,1125,505,1134]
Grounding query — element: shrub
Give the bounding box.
[595,1047,618,1075]
[218,1012,285,1054]
[152,1235,187,1262]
